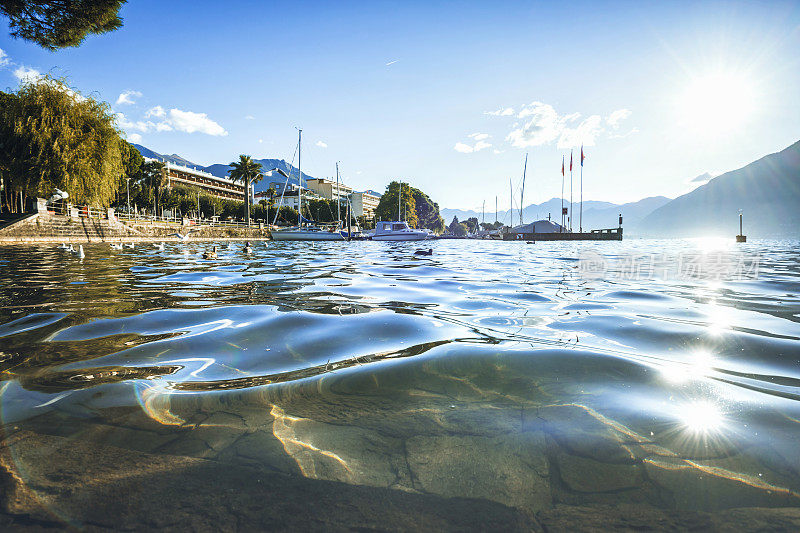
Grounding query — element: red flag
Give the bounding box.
[569,150,573,172]
[561,155,564,176]
[581,145,585,167]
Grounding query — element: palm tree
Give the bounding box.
[228,155,263,226]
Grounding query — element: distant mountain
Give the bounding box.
[641,140,800,237]
[364,189,383,198]
[441,196,670,232]
[131,144,315,192]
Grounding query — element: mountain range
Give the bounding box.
[640,139,800,237]
[133,140,800,237]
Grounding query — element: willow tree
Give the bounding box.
[0,76,124,211]
[228,155,262,226]
[0,0,125,50]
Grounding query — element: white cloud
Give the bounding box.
[493,149,504,154]
[116,90,142,105]
[485,107,515,116]
[127,133,142,143]
[454,135,492,153]
[503,101,631,149]
[244,115,255,120]
[167,108,227,136]
[13,65,42,83]
[315,140,328,148]
[145,105,165,118]
[116,107,225,137]
[607,108,632,128]
[386,60,398,66]
[0,48,9,67]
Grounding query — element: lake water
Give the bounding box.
[1,238,799,529]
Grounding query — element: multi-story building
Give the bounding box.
[306,178,353,202]
[151,159,247,202]
[350,191,381,219]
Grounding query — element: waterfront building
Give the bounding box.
[306,178,353,202]
[148,158,247,201]
[350,191,380,218]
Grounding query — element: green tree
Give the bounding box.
[374,181,418,227]
[0,75,123,211]
[228,155,262,226]
[464,217,479,233]
[115,140,143,210]
[142,160,165,216]
[1,0,125,50]
[409,186,445,233]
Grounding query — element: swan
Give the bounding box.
[110,243,123,250]
[155,242,165,251]
[202,246,218,260]
[58,243,69,250]
[71,245,85,258]
[124,242,135,249]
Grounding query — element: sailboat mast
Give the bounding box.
[297,129,303,227]
[520,153,527,226]
[398,181,402,221]
[482,200,485,226]
[495,196,498,224]
[336,161,341,228]
[509,179,513,228]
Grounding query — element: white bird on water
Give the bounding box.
[71,245,85,258]
[124,242,135,249]
[155,242,165,251]
[169,229,199,242]
[58,243,69,250]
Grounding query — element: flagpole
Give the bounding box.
[561,155,565,232]
[569,149,573,232]
[579,146,584,233]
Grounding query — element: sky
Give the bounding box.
[1,0,799,210]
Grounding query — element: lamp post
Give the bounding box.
[126,177,130,214]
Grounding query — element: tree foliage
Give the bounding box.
[228,154,262,226]
[374,181,445,232]
[0,0,125,50]
[0,76,124,211]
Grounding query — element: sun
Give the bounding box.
[675,70,756,137]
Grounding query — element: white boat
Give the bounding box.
[272,226,344,241]
[370,221,429,241]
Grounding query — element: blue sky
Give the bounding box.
[2,0,799,209]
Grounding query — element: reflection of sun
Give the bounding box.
[676,70,756,137]
[680,400,725,435]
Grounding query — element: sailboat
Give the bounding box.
[271,129,345,241]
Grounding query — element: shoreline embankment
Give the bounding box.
[0,211,271,244]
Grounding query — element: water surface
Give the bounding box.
[1,238,799,528]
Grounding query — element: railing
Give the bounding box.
[115,211,266,228]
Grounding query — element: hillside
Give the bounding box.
[641,140,800,237]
